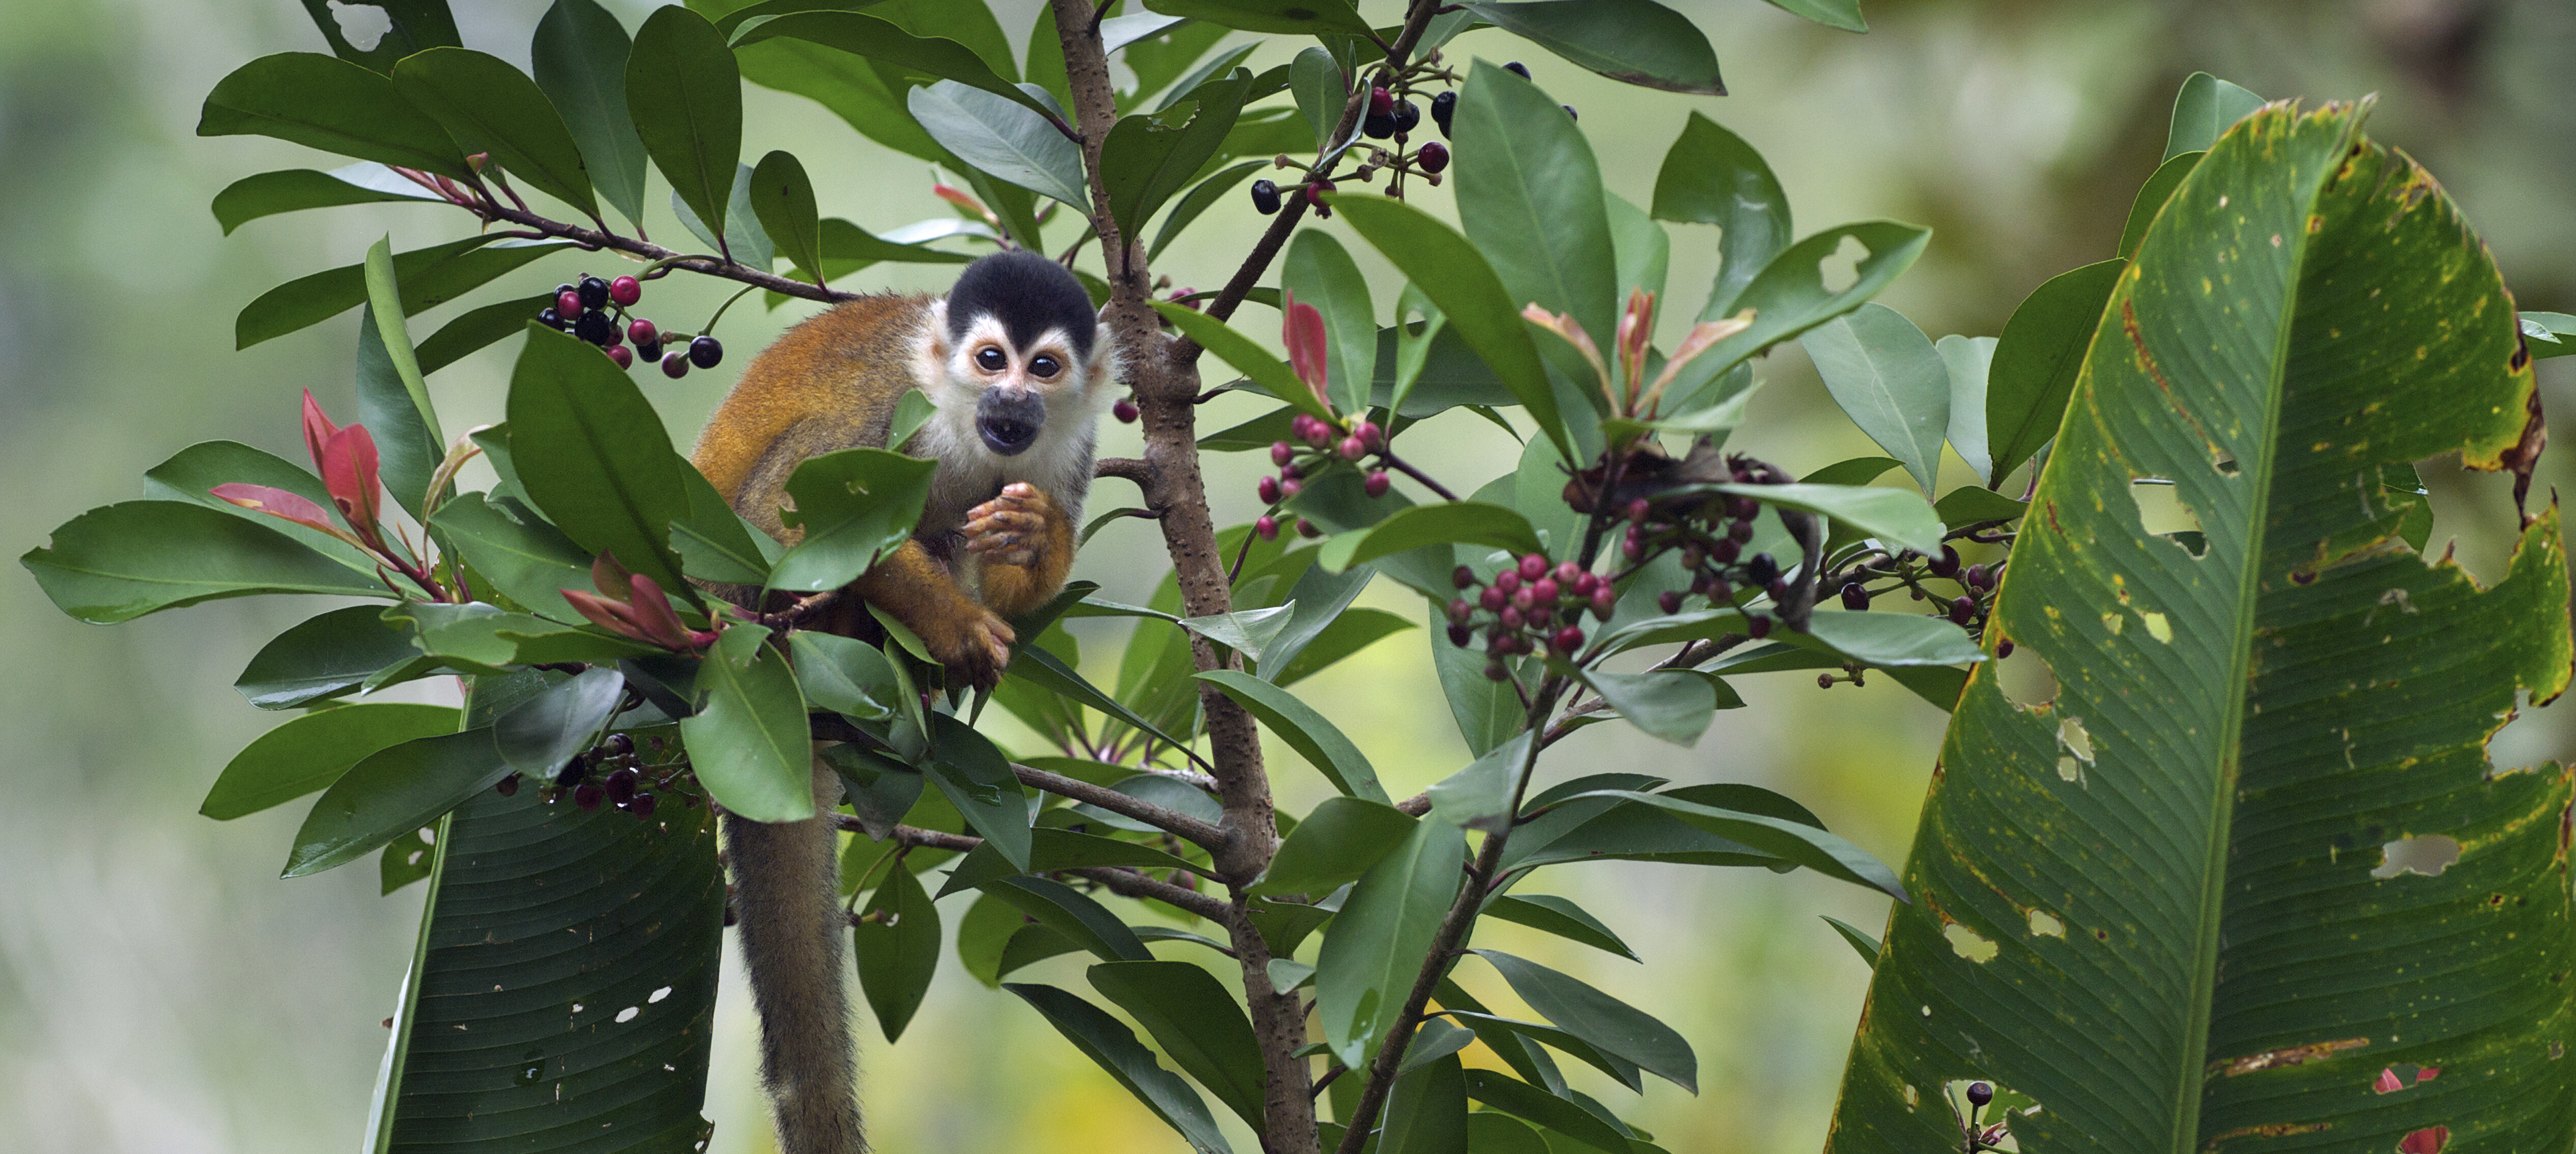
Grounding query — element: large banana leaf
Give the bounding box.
[366,711,724,1151]
[1827,101,2573,1153]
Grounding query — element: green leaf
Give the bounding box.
[1484,894,1638,961]
[1005,984,1237,1154]
[720,5,941,162]
[284,728,508,877]
[506,324,692,593]
[1319,502,1544,574]
[1932,485,2027,528]
[1666,221,1932,409]
[1983,257,2124,486]
[1177,605,1294,663]
[1252,796,1415,896]
[1383,1053,1470,1154]
[672,465,783,586]
[1605,191,1670,306]
[417,292,555,374]
[1144,0,1371,36]
[1452,62,1615,410]
[197,52,470,178]
[854,862,941,1042]
[294,0,458,73]
[1466,1110,1550,1154]
[1088,961,1269,1133]
[391,48,597,218]
[928,714,1032,870]
[1256,558,1375,681]
[387,601,657,674]
[533,0,651,231]
[681,624,813,822]
[427,492,592,623]
[1937,333,1997,483]
[203,702,460,821]
[21,501,389,623]
[750,150,826,286]
[233,606,419,711]
[2520,310,2576,358]
[365,769,722,1151]
[1289,47,1346,155]
[1829,102,2574,1154]
[1333,195,1571,458]
[1318,815,1467,1069]
[142,442,381,573]
[1461,1069,1633,1154]
[767,448,938,592]
[1430,601,1526,757]
[983,876,1149,963]
[1283,230,1378,419]
[1799,610,1984,666]
[1150,159,1267,260]
[2116,151,2199,262]
[1426,730,1535,832]
[909,81,1088,209]
[491,666,625,777]
[731,9,1061,124]
[627,5,742,253]
[1008,645,1198,755]
[2161,70,2263,162]
[1473,949,1695,1092]
[669,161,775,272]
[1758,0,1866,32]
[235,235,568,350]
[1101,74,1248,244]
[1564,789,1902,898]
[1576,668,1717,747]
[1464,0,1725,95]
[790,631,900,723]
[1801,303,1948,496]
[1652,111,1790,319]
[1820,914,1880,963]
[938,829,1208,897]
[1272,606,1413,688]
[357,299,441,525]
[211,165,439,235]
[1195,670,1386,801]
[1713,482,1942,556]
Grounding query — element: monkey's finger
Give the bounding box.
[965,510,1045,537]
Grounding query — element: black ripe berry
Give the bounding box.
[496,773,520,797]
[573,782,604,811]
[1841,582,1871,611]
[1391,99,1420,134]
[689,335,724,368]
[1562,105,1578,121]
[1250,178,1282,215]
[1503,61,1530,79]
[637,339,663,364]
[577,275,610,311]
[604,768,639,805]
[1745,552,1780,587]
[1363,110,1397,140]
[1967,1083,1994,1109]
[1417,142,1450,174]
[606,732,634,757]
[574,310,614,346]
[1430,91,1456,136]
[608,275,642,307]
[1447,623,1473,648]
[661,351,691,379]
[629,792,657,818]
[1949,596,1977,625]
[538,307,566,331]
[554,756,586,788]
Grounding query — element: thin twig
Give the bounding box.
[855,820,1232,919]
[1013,762,1229,851]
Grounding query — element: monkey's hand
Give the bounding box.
[924,607,1015,689]
[963,482,1055,568]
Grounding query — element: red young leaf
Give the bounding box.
[319,423,384,538]
[1281,289,1332,413]
[211,484,348,539]
[560,588,653,644]
[623,574,696,651]
[300,389,341,474]
[592,552,636,600]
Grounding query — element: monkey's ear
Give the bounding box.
[1087,320,1118,386]
[922,299,951,361]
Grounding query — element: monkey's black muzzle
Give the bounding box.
[977,389,1046,456]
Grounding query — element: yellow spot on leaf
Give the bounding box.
[2029,910,2064,938]
[2141,611,2172,643]
[2103,613,2124,635]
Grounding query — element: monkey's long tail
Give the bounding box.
[726,760,865,1154]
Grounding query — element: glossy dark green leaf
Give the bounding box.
[1423,730,1534,833]
[356,304,441,528]
[1256,556,1376,682]
[790,631,900,723]
[1803,302,1947,496]
[1100,73,1248,244]
[928,714,1032,870]
[198,52,470,178]
[1144,0,1369,35]
[202,702,460,821]
[1452,62,1615,405]
[1334,195,1571,458]
[386,602,657,674]
[1009,645,1198,754]
[910,81,1087,209]
[366,766,722,1151]
[293,0,456,73]
[236,235,568,350]
[735,9,1064,127]
[853,862,941,1042]
[1383,1053,1470,1154]
[1318,502,1545,574]
[1318,815,1467,1069]
[211,165,440,235]
[417,292,554,374]
[671,465,782,587]
[2162,70,2263,162]
[1006,984,1236,1153]
[136,441,382,574]
[492,666,625,778]
[1574,668,1716,747]
[1566,789,1901,898]
[21,501,389,624]
[1758,0,1866,32]
[392,48,598,218]
[1485,894,1638,961]
[1089,961,1268,1133]
[1466,1111,1550,1154]
[749,150,826,286]
[669,161,775,271]
[1712,481,1941,555]
[938,829,1208,898]
[1799,609,1983,666]
[1430,602,1526,757]
[1474,949,1694,1092]
[1461,1069,1631,1154]
[682,625,812,823]
[722,2,943,162]
[1983,256,2125,486]
[1445,1010,1640,1094]
[2116,151,2199,262]
[1289,46,1345,155]
[767,448,938,592]
[233,607,417,711]
[533,0,651,230]
[1820,914,1880,963]
[1272,606,1412,688]
[627,5,742,253]
[1933,485,2027,528]
[506,324,692,592]
[284,728,508,877]
[1464,0,1724,95]
[1252,796,1415,896]
[984,876,1149,963]
[1667,221,1933,409]
[1283,229,1377,418]
[1197,670,1387,801]
[426,492,591,623]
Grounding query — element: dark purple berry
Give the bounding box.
[1448,623,1474,647]
[1258,476,1281,504]
[1363,111,1397,140]
[573,782,604,811]
[1949,596,1976,625]
[1527,605,1554,628]
[1494,570,1520,594]
[1453,565,1477,590]
[1997,638,2016,659]
[1447,598,1473,624]
[1250,178,1282,215]
[555,757,586,787]
[1479,586,1507,611]
[606,345,633,369]
[1363,470,1391,498]
[1417,142,1450,174]
[1271,441,1295,468]
[1627,498,1652,523]
[555,282,576,298]
[538,307,567,331]
[629,792,657,818]
[1550,625,1585,653]
[1726,518,1754,543]
[1966,564,1990,590]
[688,335,724,368]
[1748,615,1773,639]
[1591,588,1615,619]
[661,351,690,378]
[1928,545,1962,577]
[1499,606,1524,629]
[1658,590,1682,615]
[607,733,635,757]
[1114,398,1140,423]
[1484,660,1510,681]
[1503,61,1530,79]
[1430,91,1456,136]
[496,774,521,796]
[577,276,610,311]
[1392,100,1420,134]
[1562,104,1578,121]
[1841,583,1870,611]
[604,768,639,804]
[1818,673,1836,690]
[1967,1083,1994,1109]
[1711,538,1741,565]
[637,339,662,364]
[1745,553,1780,587]
[1369,87,1393,117]
[574,310,614,346]
[609,275,641,307]
[1254,515,1279,541]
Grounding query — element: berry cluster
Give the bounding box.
[1827,540,2008,646]
[1607,452,1799,635]
[1444,554,1614,680]
[537,272,724,378]
[502,731,698,819]
[1248,52,1555,217]
[1252,414,1390,540]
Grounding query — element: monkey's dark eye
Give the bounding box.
[975,346,1007,372]
[1029,355,1061,379]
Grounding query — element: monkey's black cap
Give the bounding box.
[947,250,1098,361]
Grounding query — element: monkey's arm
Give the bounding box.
[963,482,1078,619]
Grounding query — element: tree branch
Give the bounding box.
[1093,456,1152,487]
[461,199,857,305]
[855,819,1232,920]
[1013,762,1228,849]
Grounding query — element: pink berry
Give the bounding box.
[1554,561,1582,586]
[1527,605,1554,627]
[1255,516,1279,541]
[1622,536,1644,561]
[1370,86,1393,116]
[1529,577,1558,602]
[661,351,690,378]
[1551,625,1585,653]
[1499,607,1524,629]
[1296,518,1322,538]
[1447,598,1472,623]
[1363,470,1391,498]
[1339,435,1366,460]
[1271,441,1295,467]
[557,289,582,317]
[1518,554,1548,581]
[1658,590,1682,615]
[1304,421,1334,448]
[627,317,659,346]
[1113,398,1140,423]
[1257,476,1281,504]
[1280,463,1303,481]
[1510,588,1535,612]
[605,344,633,369]
[1280,476,1304,498]
[1355,421,1383,448]
[1591,589,1616,620]
[1572,572,1602,597]
[608,275,641,307]
[1453,565,1477,590]
[1480,586,1507,611]
[1627,499,1651,523]
[1494,570,1519,594]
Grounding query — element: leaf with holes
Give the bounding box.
[1827,101,2576,1154]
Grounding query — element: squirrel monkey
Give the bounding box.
[690,250,1116,1154]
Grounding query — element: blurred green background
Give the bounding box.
[5,1,2572,1150]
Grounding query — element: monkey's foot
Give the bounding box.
[963,482,1052,568]
[924,607,1015,689]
